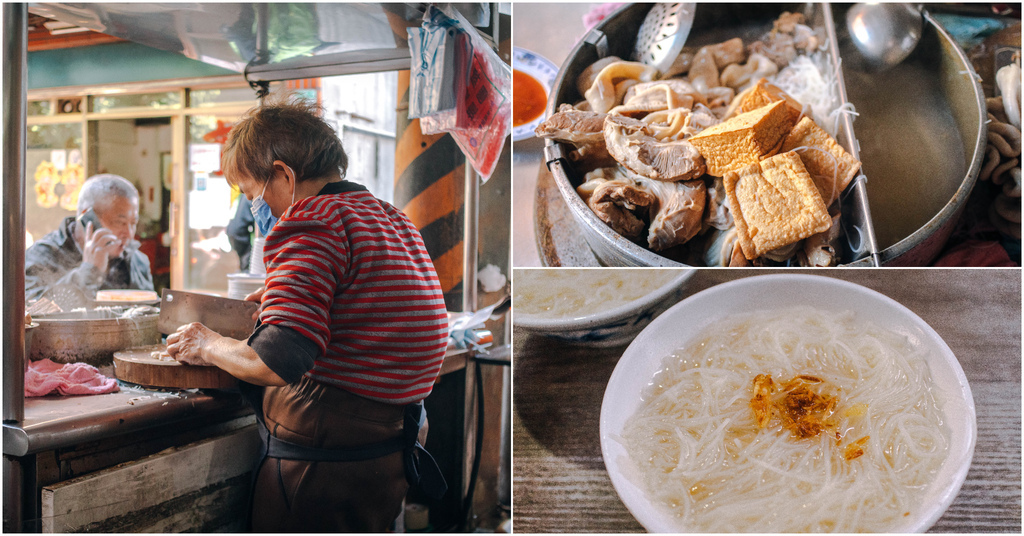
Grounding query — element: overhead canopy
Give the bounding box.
[28,3,496,81]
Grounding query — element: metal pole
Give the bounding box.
[2,4,28,532]
[3,456,24,532]
[462,161,478,313]
[460,160,479,527]
[3,3,28,425]
[497,353,511,509]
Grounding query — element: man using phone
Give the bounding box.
[25,174,154,305]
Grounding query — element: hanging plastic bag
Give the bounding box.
[407,8,459,119]
[410,6,511,181]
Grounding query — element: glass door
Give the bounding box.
[181,113,247,295]
[25,121,84,246]
[87,116,174,293]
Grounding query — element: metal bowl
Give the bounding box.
[544,4,986,266]
[28,310,161,366]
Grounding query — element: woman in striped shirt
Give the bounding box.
[166,95,449,531]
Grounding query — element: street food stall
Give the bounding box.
[3,3,511,532]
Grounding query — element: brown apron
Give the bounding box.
[243,376,443,532]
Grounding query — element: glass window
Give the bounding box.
[320,71,397,203]
[28,100,53,117]
[190,87,259,108]
[183,114,246,294]
[90,92,182,113]
[25,123,85,243]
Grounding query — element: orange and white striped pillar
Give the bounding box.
[393,70,466,311]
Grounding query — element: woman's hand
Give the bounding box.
[244,286,266,321]
[166,322,221,365]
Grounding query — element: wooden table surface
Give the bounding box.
[512,269,1021,532]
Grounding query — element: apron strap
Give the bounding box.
[256,415,408,462]
[403,402,448,500]
[240,382,447,499]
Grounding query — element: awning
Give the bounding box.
[28,3,496,81]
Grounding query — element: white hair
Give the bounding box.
[76,174,139,213]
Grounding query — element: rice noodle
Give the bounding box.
[621,307,948,532]
[771,52,857,139]
[514,269,679,318]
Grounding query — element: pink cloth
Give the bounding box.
[583,3,626,30]
[25,359,120,397]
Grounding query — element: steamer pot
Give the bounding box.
[543,4,986,266]
[28,310,160,367]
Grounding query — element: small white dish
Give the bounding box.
[514,269,695,346]
[600,274,977,532]
[512,47,558,142]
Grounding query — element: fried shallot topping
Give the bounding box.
[843,435,870,461]
[750,373,870,462]
[750,374,776,428]
[749,374,838,438]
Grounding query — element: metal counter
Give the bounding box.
[3,347,469,458]
[2,386,249,458]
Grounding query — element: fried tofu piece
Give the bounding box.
[689,100,797,177]
[781,117,862,206]
[724,151,832,259]
[726,78,803,123]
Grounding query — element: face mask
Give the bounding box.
[249,167,297,236]
[250,180,276,236]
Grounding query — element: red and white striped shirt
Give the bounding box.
[258,182,448,404]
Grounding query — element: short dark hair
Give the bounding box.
[222,93,348,185]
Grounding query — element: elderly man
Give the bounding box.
[25,173,154,305]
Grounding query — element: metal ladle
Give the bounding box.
[844,3,923,73]
[633,3,696,73]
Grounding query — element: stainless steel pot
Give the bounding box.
[543,3,986,267]
[28,310,160,366]
[25,322,37,360]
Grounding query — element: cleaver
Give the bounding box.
[158,289,258,340]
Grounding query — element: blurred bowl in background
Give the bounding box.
[514,269,695,346]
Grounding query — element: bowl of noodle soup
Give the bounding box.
[514,268,694,346]
[600,274,976,532]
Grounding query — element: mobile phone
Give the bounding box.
[78,208,103,231]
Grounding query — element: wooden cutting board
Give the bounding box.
[113,344,237,389]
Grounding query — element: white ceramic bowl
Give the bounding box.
[514,269,695,346]
[600,274,977,532]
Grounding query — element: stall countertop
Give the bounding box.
[513,270,1022,533]
[3,384,250,457]
[4,347,470,457]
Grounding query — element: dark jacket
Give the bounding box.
[227,197,254,271]
[25,216,154,303]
